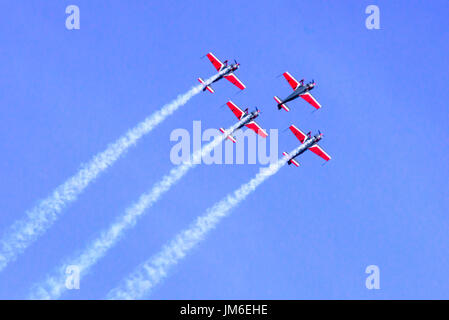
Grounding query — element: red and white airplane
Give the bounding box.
[198,52,246,93]
[274,71,322,112]
[219,100,268,143]
[283,124,331,167]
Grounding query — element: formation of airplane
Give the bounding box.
[219,100,268,143]
[198,53,246,93]
[282,125,331,167]
[274,72,322,112]
[199,52,331,166]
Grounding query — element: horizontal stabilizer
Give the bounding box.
[282,151,299,167]
[198,78,214,93]
[290,158,300,167]
[220,128,236,143]
[274,96,290,112]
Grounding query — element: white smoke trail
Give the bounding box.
[29,120,244,300]
[0,80,214,273]
[106,145,301,300]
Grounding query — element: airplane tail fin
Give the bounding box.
[282,152,299,167]
[274,96,290,112]
[220,128,236,143]
[198,77,214,93]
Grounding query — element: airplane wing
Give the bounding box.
[224,73,246,90]
[226,101,245,120]
[289,125,307,143]
[309,145,331,161]
[283,72,301,90]
[300,92,322,110]
[245,121,268,138]
[207,52,224,71]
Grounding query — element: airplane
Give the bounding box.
[219,100,268,143]
[274,71,322,112]
[198,52,246,93]
[282,124,331,167]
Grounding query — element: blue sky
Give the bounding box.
[0,0,448,299]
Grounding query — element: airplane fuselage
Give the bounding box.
[236,111,258,130]
[288,134,321,163]
[281,84,314,105]
[209,64,238,85]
